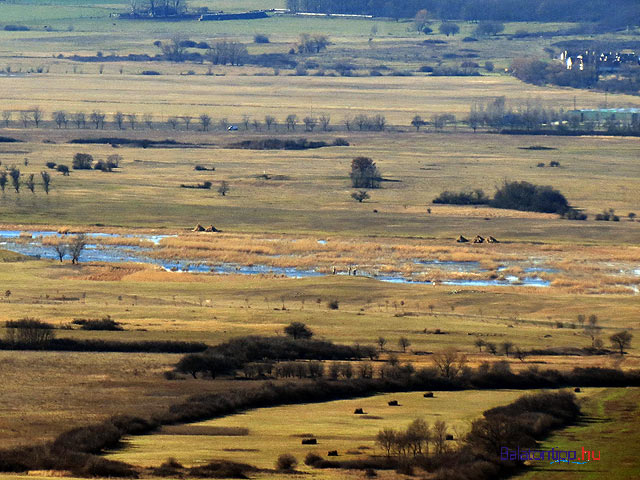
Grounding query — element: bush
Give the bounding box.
[72,153,93,170]
[56,164,70,175]
[5,318,55,345]
[563,209,587,220]
[433,189,488,205]
[328,299,339,310]
[462,37,478,42]
[4,25,30,31]
[75,457,138,478]
[490,180,570,214]
[350,157,381,189]
[46,161,57,169]
[254,34,270,44]
[73,316,124,331]
[276,453,297,471]
[419,65,434,73]
[305,453,322,466]
[141,70,161,75]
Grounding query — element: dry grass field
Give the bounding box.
[107,389,573,468]
[0,1,638,479]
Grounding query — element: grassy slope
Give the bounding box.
[516,387,640,480]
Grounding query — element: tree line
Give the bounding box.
[285,0,639,27]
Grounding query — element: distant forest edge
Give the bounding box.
[285,0,639,27]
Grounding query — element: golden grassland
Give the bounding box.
[0,131,639,244]
[107,389,583,469]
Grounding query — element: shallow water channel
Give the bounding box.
[0,230,550,287]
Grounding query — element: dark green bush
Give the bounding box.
[491,180,570,214]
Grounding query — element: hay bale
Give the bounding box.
[446,434,454,441]
[302,438,317,445]
[487,236,499,243]
[423,392,434,398]
[456,235,468,243]
[473,235,485,243]
[327,451,338,457]
[574,387,581,393]
[387,400,399,406]
[192,224,205,232]
[354,408,365,414]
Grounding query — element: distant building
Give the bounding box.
[570,108,640,125]
[561,49,639,72]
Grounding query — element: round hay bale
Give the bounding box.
[354,408,365,414]
[387,400,399,406]
[574,387,581,393]
[423,392,434,398]
[327,450,338,457]
[302,438,317,445]
[445,434,454,441]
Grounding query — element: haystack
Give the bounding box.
[192,224,205,232]
[473,235,485,244]
[487,236,499,243]
[456,235,468,243]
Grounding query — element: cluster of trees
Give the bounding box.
[511,57,640,96]
[296,33,330,54]
[433,180,572,215]
[129,0,188,17]
[48,234,87,264]
[377,418,449,459]
[72,153,121,172]
[0,167,51,195]
[284,0,639,27]
[350,157,381,189]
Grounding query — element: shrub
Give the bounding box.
[4,25,30,31]
[74,316,124,331]
[595,209,619,221]
[5,318,55,345]
[462,37,478,42]
[484,61,495,72]
[351,190,370,203]
[254,34,270,43]
[419,65,434,73]
[56,164,70,175]
[141,70,161,75]
[46,161,56,169]
[276,453,297,471]
[433,189,488,205]
[328,299,339,310]
[490,180,569,214]
[564,209,587,220]
[72,153,93,170]
[75,457,138,478]
[284,322,313,339]
[305,453,322,466]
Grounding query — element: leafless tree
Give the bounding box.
[31,107,43,128]
[377,336,387,352]
[25,174,35,194]
[252,119,261,131]
[398,337,411,353]
[242,115,250,130]
[1,110,10,127]
[181,115,192,130]
[167,116,178,129]
[53,110,68,128]
[20,111,30,128]
[432,420,448,455]
[113,111,125,130]
[73,111,86,129]
[264,115,276,130]
[126,113,137,130]
[319,114,330,131]
[432,348,467,379]
[199,113,211,131]
[286,114,298,130]
[90,110,105,129]
[41,171,51,195]
[70,234,87,264]
[9,167,20,193]
[303,116,317,131]
[143,113,153,129]
[218,180,229,196]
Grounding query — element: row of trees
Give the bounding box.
[0,168,51,195]
[377,419,450,458]
[284,0,639,27]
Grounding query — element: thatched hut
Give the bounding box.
[473,235,485,243]
[487,236,500,243]
[456,235,469,243]
[192,224,205,232]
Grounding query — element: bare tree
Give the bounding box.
[252,119,261,131]
[53,241,68,262]
[242,115,250,130]
[167,116,178,129]
[264,115,276,130]
[20,111,30,128]
[610,330,632,355]
[25,174,35,194]
[70,234,87,264]
[0,171,7,193]
[90,110,105,129]
[376,428,396,457]
[181,116,192,130]
[53,110,68,129]
[474,338,486,352]
[377,336,387,352]
[398,337,411,353]
[41,171,51,195]
[501,341,514,357]
[143,113,153,129]
[113,111,125,130]
[1,110,11,127]
[286,114,298,131]
[32,107,43,128]
[585,314,601,348]
[411,115,424,131]
[126,113,137,130]
[343,116,352,131]
[432,420,448,455]
[432,348,467,379]
[319,114,331,131]
[218,180,229,196]
[199,113,211,131]
[73,112,86,129]
[303,116,318,131]
[9,167,20,193]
